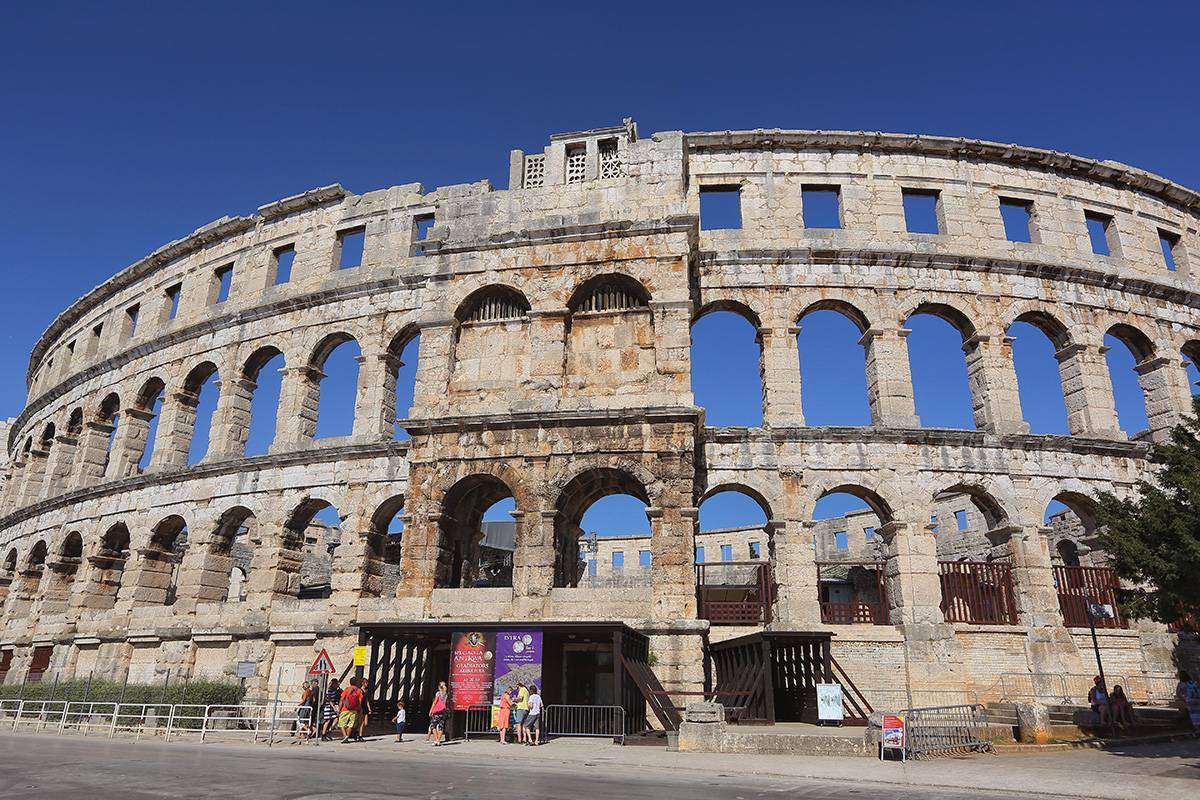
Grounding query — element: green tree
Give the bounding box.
[1095,398,1200,625]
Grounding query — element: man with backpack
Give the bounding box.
[339,676,364,743]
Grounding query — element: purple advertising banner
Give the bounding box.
[493,630,542,701]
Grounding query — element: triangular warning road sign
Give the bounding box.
[308,648,336,675]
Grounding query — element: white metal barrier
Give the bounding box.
[11,700,68,732]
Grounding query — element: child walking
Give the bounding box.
[393,700,407,743]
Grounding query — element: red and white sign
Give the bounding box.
[308,648,336,676]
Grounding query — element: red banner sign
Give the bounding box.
[449,631,495,710]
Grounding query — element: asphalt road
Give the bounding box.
[0,733,1046,800]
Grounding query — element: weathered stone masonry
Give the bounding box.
[1,120,1198,701]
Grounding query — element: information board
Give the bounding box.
[816,683,844,721]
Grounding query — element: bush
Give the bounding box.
[0,679,243,707]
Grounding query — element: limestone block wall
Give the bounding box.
[1,120,1198,696]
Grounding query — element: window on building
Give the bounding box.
[165,284,182,320]
[91,322,103,351]
[1159,229,1182,272]
[565,143,586,184]
[999,198,1035,243]
[639,549,651,567]
[834,531,849,550]
[125,304,140,338]
[599,138,622,179]
[699,186,742,230]
[802,185,842,229]
[902,188,941,234]
[720,543,733,561]
[1085,211,1116,256]
[413,214,435,256]
[337,227,365,269]
[213,265,233,304]
[954,510,968,531]
[273,245,295,285]
[749,541,761,559]
[695,546,705,564]
[523,154,546,188]
[587,559,597,577]
[930,514,940,535]
[864,526,875,540]
[612,551,624,571]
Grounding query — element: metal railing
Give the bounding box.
[1054,565,1126,629]
[988,672,1181,706]
[901,704,991,759]
[696,561,774,625]
[816,561,889,625]
[463,702,625,743]
[938,561,1017,625]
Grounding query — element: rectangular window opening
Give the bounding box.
[412,214,435,256]
[902,188,941,234]
[720,543,733,561]
[999,198,1035,243]
[125,304,140,338]
[565,143,587,184]
[337,227,365,270]
[954,510,968,531]
[834,531,849,551]
[1085,211,1115,256]
[273,245,296,285]
[213,265,233,304]
[749,541,761,559]
[802,185,842,229]
[864,526,875,540]
[695,546,705,564]
[587,559,597,577]
[638,549,651,567]
[612,551,625,570]
[699,186,742,230]
[165,284,182,321]
[1159,229,1181,272]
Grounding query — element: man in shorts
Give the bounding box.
[339,676,363,743]
[511,683,529,743]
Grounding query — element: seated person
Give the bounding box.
[1109,685,1134,729]
[1087,676,1110,725]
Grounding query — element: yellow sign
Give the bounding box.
[353,645,367,666]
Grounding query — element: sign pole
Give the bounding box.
[268,666,282,747]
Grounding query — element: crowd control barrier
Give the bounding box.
[900,704,991,759]
[464,703,625,743]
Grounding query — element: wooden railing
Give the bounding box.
[695,561,773,626]
[938,561,1018,625]
[816,561,890,625]
[1054,564,1126,629]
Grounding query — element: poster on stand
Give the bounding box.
[493,630,543,701]
[449,631,495,710]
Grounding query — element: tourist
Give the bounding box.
[428,681,449,746]
[1109,685,1134,730]
[393,700,407,743]
[512,682,529,743]
[1177,670,1200,729]
[321,678,342,740]
[525,684,543,746]
[296,680,314,739]
[496,685,513,744]
[338,676,363,743]
[1087,676,1111,726]
[355,677,373,741]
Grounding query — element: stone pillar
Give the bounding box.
[1056,343,1123,439]
[38,558,80,617]
[151,391,198,470]
[354,350,401,440]
[650,297,694,393]
[244,510,301,609]
[328,502,371,619]
[207,376,256,459]
[877,520,943,625]
[986,525,1062,628]
[107,407,154,478]
[528,309,567,405]
[72,420,115,488]
[1136,355,1189,443]
[761,326,804,427]
[963,333,1030,435]
[862,327,921,428]
[512,509,555,615]
[17,448,49,506]
[650,505,698,620]
[394,480,440,602]
[42,432,79,500]
[270,366,320,452]
[411,318,455,417]
[772,519,820,625]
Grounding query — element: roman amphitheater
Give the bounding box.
[1,119,1197,725]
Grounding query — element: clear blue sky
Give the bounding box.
[3,2,1197,535]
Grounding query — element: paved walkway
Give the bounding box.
[0,729,1196,799]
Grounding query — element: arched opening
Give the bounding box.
[1182,342,1200,397]
[929,485,1008,559]
[312,335,362,440]
[437,475,517,589]
[183,362,220,465]
[1043,494,1101,565]
[95,393,121,477]
[388,331,420,440]
[135,377,165,472]
[1044,493,1120,627]
[905,307,975,429]
[695,488,773,625]
[1008,315,1070,434]
[812,488,888,624]
[451,286,531,399]
[797,305,871,425]
[557,468,650,588]
[243,347,285,456]
[1104,325,1154,438]
[929,485,1018,625]
[284,499,343,599]
[691,306,764,426]
[209,507,255,603]
[137,515,188,606]
[567,274,654,398]
[42,532,83,614]
[368,495,405,596]
[89,523,131,610]
[8,540,48,618]
[1057,539,1081,567]
[0,548,16,612]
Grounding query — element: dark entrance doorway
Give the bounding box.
[708,631,834,724]
[358,621,651,737]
